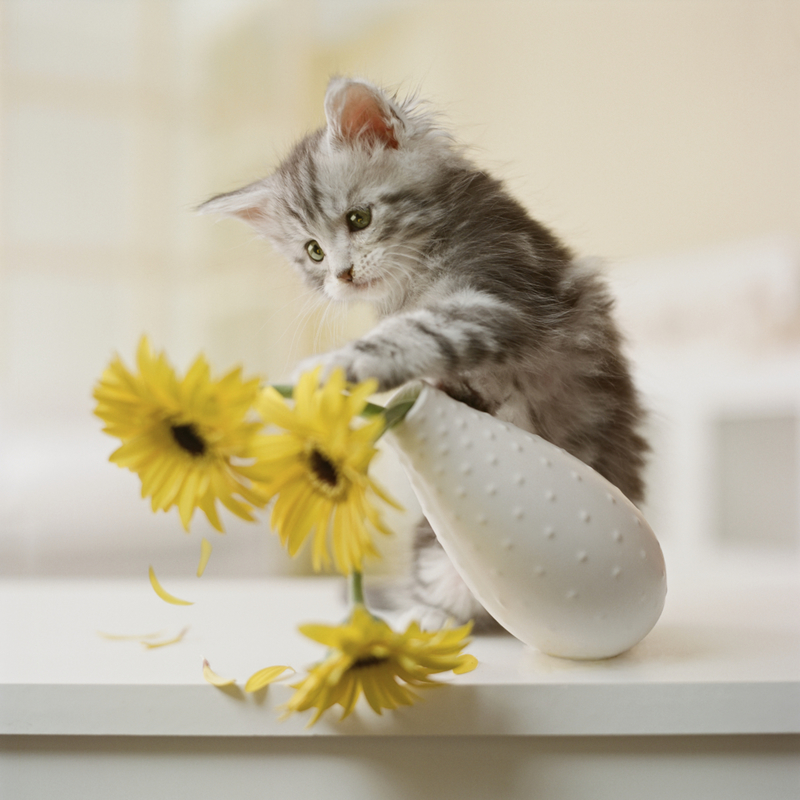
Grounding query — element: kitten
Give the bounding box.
[200,77,648,630]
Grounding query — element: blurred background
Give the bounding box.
[0,0,798,582]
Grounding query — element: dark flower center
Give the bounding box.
[171,423,206,456]
[309,448,339,487]
[349,655,389,671]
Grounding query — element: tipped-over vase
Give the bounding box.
[387,382,666,660]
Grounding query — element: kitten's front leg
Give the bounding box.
[292,337,408,390]
[294,291,527,391]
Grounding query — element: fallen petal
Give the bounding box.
[202,658,236,686]
[452,654,479,674]
[196,537,213,577]
[142,627,189,649]
[149,566,193,605]
[245,665,295,693]
[98,630,165,642]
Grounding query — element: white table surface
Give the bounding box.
[1,570,798,737]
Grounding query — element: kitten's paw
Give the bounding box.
[395,604,453,632]
[291,349,353,385]
[293,344,402,391]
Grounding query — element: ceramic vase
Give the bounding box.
[387,382,667,660]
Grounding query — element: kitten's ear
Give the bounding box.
[196,180,272,227]
[324,78,404,150]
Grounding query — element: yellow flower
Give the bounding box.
[244,367,400,574]
[93,336,268,531]
[284,605,476,726]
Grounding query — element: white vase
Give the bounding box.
[387,382,667,660]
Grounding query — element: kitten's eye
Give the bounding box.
[306,240,325,262]
[346,207,371,231]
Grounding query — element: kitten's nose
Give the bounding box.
[337,266,354,283]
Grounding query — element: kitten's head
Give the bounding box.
[199,78,455,311]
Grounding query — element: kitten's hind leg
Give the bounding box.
[404,518,500,631]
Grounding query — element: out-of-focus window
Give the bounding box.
[1,0,798,580]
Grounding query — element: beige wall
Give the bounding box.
[1,0,798,576]
[301,0,800,262]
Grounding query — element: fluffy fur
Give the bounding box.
[200,77,648,629]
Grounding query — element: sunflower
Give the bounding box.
[93,336,268,531]
[284,605,477,725]
[243,367,400,574]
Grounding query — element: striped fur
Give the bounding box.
[200,78,649,628]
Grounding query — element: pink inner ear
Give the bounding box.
[338,85,399,149]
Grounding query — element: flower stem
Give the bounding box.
[349,570,365,606]
[270,380,420,439]
[271,384,385,417]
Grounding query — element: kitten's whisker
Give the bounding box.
[273,288,325,377]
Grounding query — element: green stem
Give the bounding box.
[270,381,420,442]
[349,570,365,606]
[375,399,416,439]
[271,384,385,418]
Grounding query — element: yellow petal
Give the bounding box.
[244,666,294,692]
[97,629,166,641]
[177,466,202,530]
[452,654,479,674]
[298,622,343,648]
[196,537,213,577]
[257,386,300,429]
[337,675,361,721]
[198,492,224,532]
[142,627,189,649]
[202,659,236,686]
[148,566,193,605]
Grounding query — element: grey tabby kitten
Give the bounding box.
[200,77,648,630]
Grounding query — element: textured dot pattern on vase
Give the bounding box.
[387,382,667,660]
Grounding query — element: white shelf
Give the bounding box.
[1,572,798,737]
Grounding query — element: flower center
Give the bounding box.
[171,423,207,456]
[349,654,389,671]
[310,448,338,486]
[305,445,347,498]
